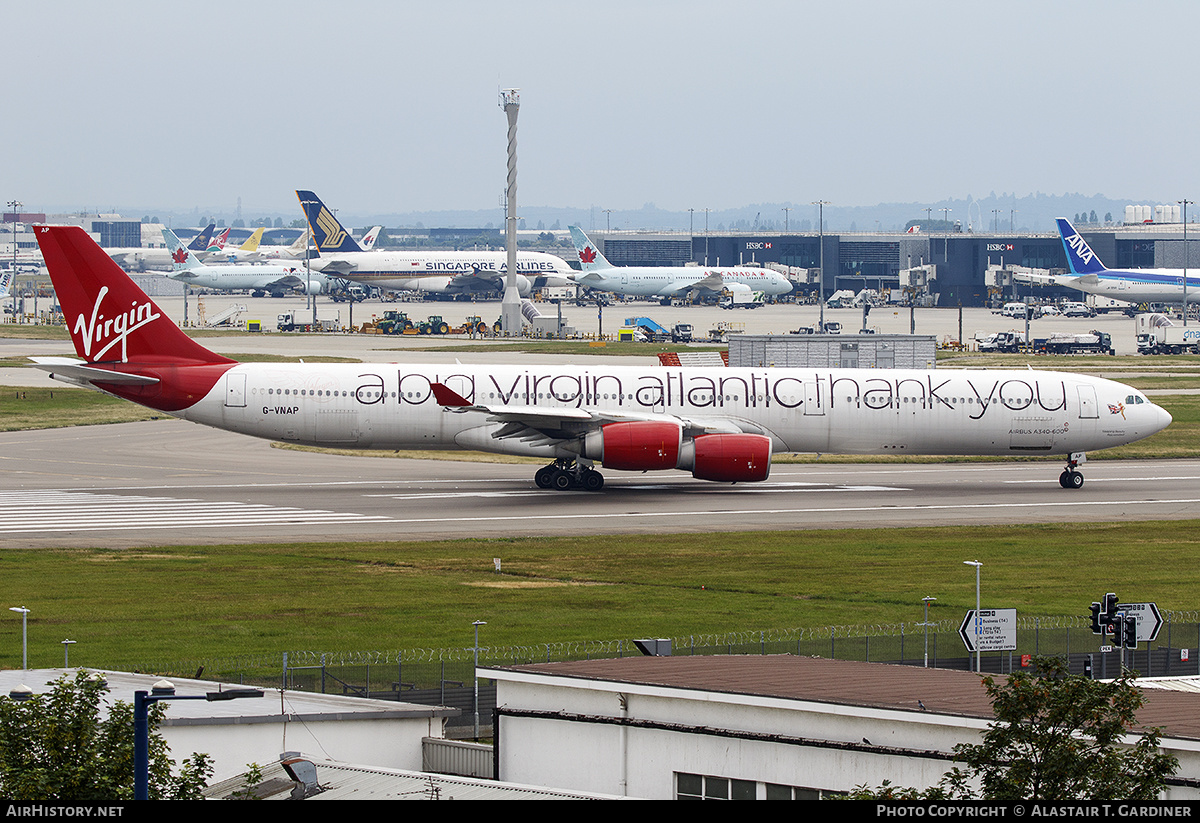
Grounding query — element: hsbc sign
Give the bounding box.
[987,243,1015,252]
[745,242,772,250]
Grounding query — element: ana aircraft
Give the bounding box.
[296,190,573,297]
[568,226,793,302]
[31,225,1171,491]
[158,228,318,297]
[1024,218,1200,304]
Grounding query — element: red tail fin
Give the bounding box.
[34,225,231,366]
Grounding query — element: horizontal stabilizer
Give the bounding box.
[30,357,161,386]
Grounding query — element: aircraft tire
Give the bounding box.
[535,466,555,489]
[581,469,604,492]
[552,470,574,491]
[1060,470,1084,489]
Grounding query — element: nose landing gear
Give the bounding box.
[1059,453,1086,489]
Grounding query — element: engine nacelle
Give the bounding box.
[582,421,682,471]
[302,279,323,295]
[682,433,772,482]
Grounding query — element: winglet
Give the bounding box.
[1056,218,1107,276]
[430,382,472,407]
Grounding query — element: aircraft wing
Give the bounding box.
[30,357,160,389]
[430,383,745,448]
[312,258,358,275]
[447,268,503,292]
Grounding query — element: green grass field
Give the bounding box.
[1,521,1197,672]
[1,352,1198,671]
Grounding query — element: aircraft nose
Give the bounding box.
[1152,403,1173,433]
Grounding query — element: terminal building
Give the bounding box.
[591,222,1200,308]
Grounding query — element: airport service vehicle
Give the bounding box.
[1062,302,1095,318]
[719,291,764,309]
[297,191,572,298]
[1135,313,1200,355]
[569,226,791,303]
[1041,331,1115,355]
[977,332,1022,353]
[1001,303,1028,319]
[30,226,1172,492]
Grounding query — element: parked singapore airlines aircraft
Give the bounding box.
[30,225,1171,491]
[158,228,319,297]
[568,226,793,302]
[1041,218,1200,304]
[296,190,573,297]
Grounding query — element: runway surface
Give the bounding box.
[1,419,1196,548]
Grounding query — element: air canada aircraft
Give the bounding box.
[158,228,317,297]
[32,225,1171,491]
[569,226,793,302]
[296,190,573,297]
[1016,218,1200,304]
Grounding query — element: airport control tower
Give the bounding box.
[499,89,522,336]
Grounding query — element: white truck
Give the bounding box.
[1135,313,1200,355]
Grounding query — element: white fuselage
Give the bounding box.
[575,267,792,298]
[165,262,309,293]
[310,250,573,295]
[173,363,1167,460]
[1066,269,1200,304]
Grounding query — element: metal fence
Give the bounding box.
[137,612,1200,731]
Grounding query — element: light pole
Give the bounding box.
[7,200,21,323]
[782,206,791,233]
[9,607,28,670]
[61,639,76,668]
[920,596,937,668]
[472,620,487,740]
[1180,199,1192,326]
[812,201,829,330]
[964,561,982,672]
[134,680,262,800]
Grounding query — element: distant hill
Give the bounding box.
[104,193,1161,234]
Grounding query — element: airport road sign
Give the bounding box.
[1109,602,1162,643]
[959,608,1017,653]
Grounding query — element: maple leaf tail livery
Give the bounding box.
[569,226,615,273]
[31,226,1172,492]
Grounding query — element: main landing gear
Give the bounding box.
[534,459,605,492]
[1059,454,1085,489]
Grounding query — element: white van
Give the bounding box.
[1001,303,1028,318]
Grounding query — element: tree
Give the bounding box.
[0,671,213,800]
[849,657,1178,800]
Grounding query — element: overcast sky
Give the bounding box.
[8,0,1197,221]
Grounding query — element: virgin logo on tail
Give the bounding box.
[73,285,162,362]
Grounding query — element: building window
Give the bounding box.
[676,772,831,800]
